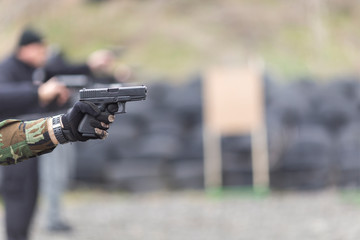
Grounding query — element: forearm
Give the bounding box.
[0,100,115,165]
[0,118,58,165]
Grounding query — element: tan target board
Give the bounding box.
[202,66,269,191]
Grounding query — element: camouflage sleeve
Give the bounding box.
[0,118,56,165]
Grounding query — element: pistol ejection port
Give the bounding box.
[108,88,119,92]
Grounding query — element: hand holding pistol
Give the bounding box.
[77,86,147,137]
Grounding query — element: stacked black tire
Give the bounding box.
[75,73,360,191]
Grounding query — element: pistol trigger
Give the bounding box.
[119,102,126,114]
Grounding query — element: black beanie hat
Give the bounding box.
[17,28,43,47]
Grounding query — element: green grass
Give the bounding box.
[2,0,360,81]
[340,189,360,206]
[206,186,270,200]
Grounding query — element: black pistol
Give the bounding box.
[78,85,147,137]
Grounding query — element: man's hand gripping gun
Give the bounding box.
[78,86,147,137]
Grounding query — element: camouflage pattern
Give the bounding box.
[0,118,56,165]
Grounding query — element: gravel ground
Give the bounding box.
[1,189,360,240]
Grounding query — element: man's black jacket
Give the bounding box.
[0,55,43,119]
[0,54,92,120]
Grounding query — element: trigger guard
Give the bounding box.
[118,102,126,113]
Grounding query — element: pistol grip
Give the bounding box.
[78,103,110,137]
[78,114,97,138]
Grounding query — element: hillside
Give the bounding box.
[1,0,360,81]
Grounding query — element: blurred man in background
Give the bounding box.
[0,29,70,119]
[0,27,70,240]
[0,26,121,240]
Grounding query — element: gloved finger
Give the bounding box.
[101,122,110,129]
[74,130,94,141]
[89,119,109,130]
[108,115,115,123]
[94,128,108,139]
[96,112,114,124]
[78,101,101,117]
[106,103,119,114]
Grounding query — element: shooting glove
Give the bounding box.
[53,101,118,143]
